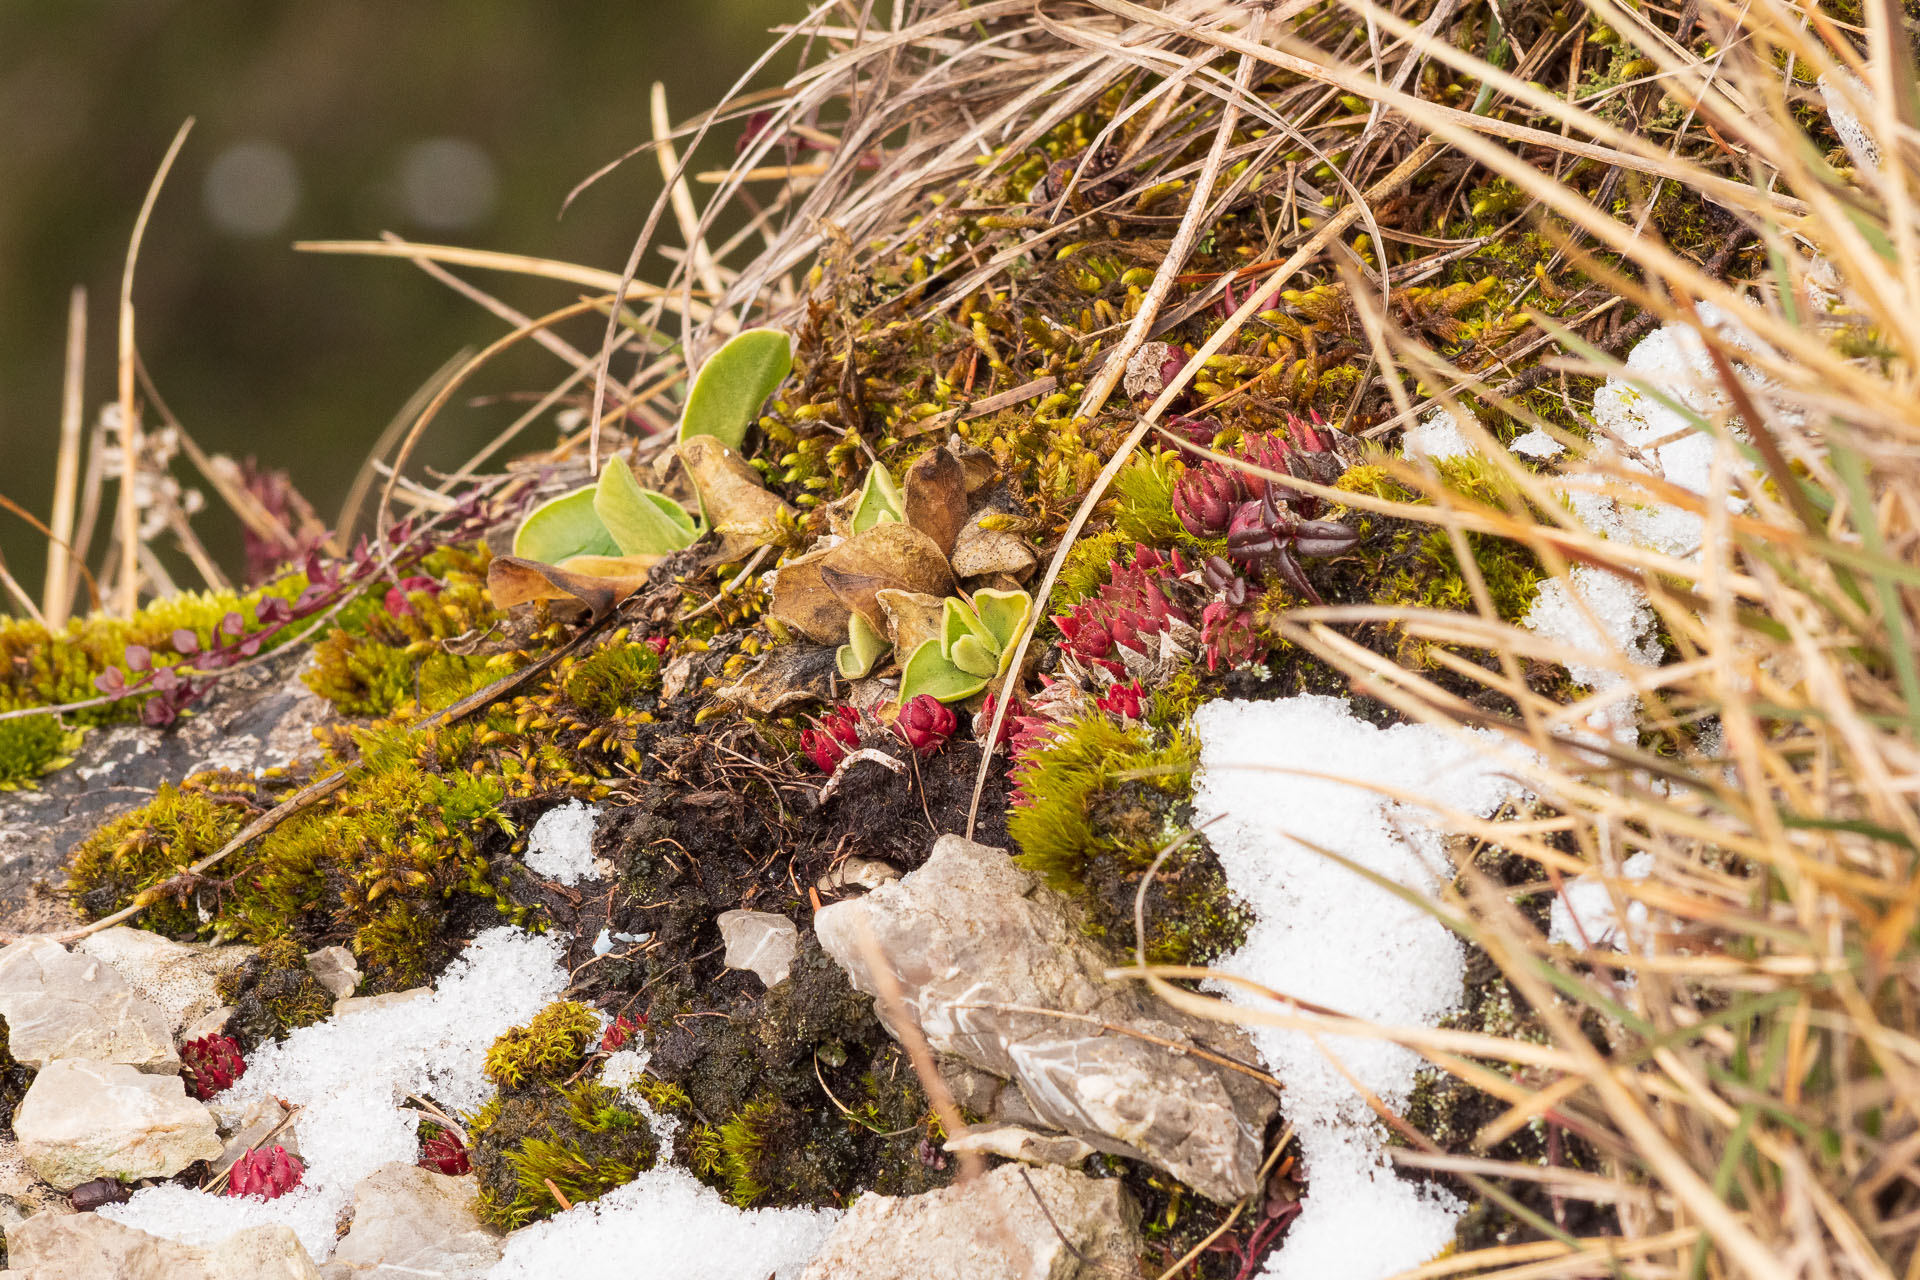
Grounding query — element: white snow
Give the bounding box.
[1508,428,1563,460]
[102,927,571,1260]
[1521,567,1662,742]
[1402,405,1476,461]
[1192,695,1529,1280]
[1549,851,1655,950]
[485,1165,838,1280]
[526,799,602,885]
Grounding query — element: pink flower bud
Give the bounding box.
[893,694,956,756]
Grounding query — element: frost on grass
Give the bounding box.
[1192,695,1529,1280]
[486,1164,838,1280]
[526,799,603,885]
[102,927,569,1260]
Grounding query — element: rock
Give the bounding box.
[0,938,177,1072]
[14,1059,222,1189]
[0,1140,64,1219]
[945,1123,1096,1168]
[74,928,254,1035]
[716,910,799,988]
[798,1163,1139,1280]
[333,987,431,1020]
[6,1212,318,1279]
[815,857,901,895]
[319,1162,503,1279]
[304,947,361,1001]
[815,835,1276,1203]
[213,1097,300,1178]
[182,1005,235,1041]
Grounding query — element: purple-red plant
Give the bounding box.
[1054,546,1194,676]
[894,695,957,756]
[180,1033,246,1101]
[227,1146,304,1200]
[418,1128,471,1177]
[973,693,1023,749]
[801,705,861,771]
[1096,681,1146,721]
[600,1014,639,1053]
[382,575,440,619]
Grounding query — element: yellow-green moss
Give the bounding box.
[468,1080,659,1229]
[484,1002,599,1090]
[68,773,261,936]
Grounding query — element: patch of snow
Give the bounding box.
[486,1164,838,1280]
[1819,71,1879,171]
[599,1048,650,1094]
[1508,428,1563,460]
[1549,851,1655,950]
[1402,405,1476,461]
[1521,566,1662,742]
[1192,695,1529,1280]
[102,927,570,1260]
[526,799,602,885]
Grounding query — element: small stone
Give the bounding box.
[716,910,800,988]
[799,1163,1139,1280]
[944,1122,1096,1168]
[67,1176,133,1212]
[74,928,254,1036]
[815,835,1276,1203]
[6,1212,319,1279]
[14,1059,222,1190]
[815,857,902,896]
[181,1005,235,1042]
[333,987,431,1021]
[303,946,361,1001]
[0,1139,64,1218]
[0,937,177,1072]
[319,1162,503,1279]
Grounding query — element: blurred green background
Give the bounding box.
[0,0,797,597]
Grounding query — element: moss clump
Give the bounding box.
[1008,714,1249,965]
[68,772,262,937]
[468,1080,659,1229]
[218,936,335,1050]
[0,715,84,791]
[484,1001,599,1089]
[562,641,660,718]
[304,546,510,720]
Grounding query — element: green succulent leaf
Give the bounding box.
[948,633,1000,679]
[851,463,904,534]
[676,328,793,450]
[940,596,991,656]
[970,588,1033,653]
[513,486,620,564]
[898,638,990,705]
[593,455,701,556]
[836,612,892,680]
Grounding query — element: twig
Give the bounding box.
[45,285,88,627]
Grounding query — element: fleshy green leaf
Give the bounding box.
[898,639,990,705]
[970,588,1032,653]
[594,456,701,556]
[676,328,793,450]
[948,633,1000,679]
[836,612,892,680]
[851,463,904,534]
[513,486,620,564]
[940,596,993,657]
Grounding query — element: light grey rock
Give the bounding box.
[816,857,902,895]
[304,946,361,1001]
[0,1139,66,1219]
[815,835,1277,1203]
[945,1123,1096,1168]
[798,1163,1139,1280]
[0,938,177,1072]
[6,1212,318,1279]
[333,987,430,1020]
[13,1059,222,1189]
[74,927,254,1035]
[182,1005,235,1042]
[320,1162,503,1279]
[717,910,799,988]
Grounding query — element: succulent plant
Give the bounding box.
[419,1127,472,1176]
[1095,681,1145,720]
[180,1033,246,1101]
[897,587,1033,706]
[227,1145,304,1200]
[893,694,957,755]
[801,705,861,771]
[674,327,792,450]
[600,1014,640,1054]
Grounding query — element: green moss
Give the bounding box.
[218,936,336,1050]
[468,1080,659,1229]
[0,715,84,790]
[1110,448,1186,545]
[68,773,260,937]
[562,641,661,718]
[485,1002,600,1089]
